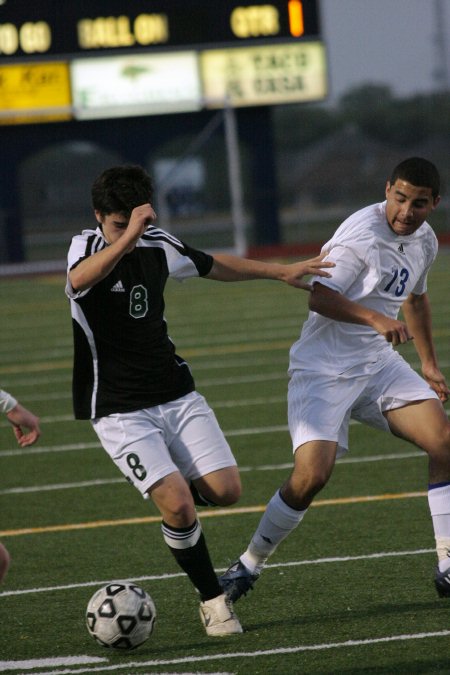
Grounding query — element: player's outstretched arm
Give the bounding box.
[206,253,334,289]
[6,402,41,447]
[310,283,413,346]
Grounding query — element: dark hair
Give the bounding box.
[91,165,154,217]
[389,157,440,199]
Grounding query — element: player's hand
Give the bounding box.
[422,364,450,403]
[123,204,157,252]
[6,403,41,447]
[371,316,413,346]
[281,254,335,290]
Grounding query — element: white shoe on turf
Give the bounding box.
[199,593,243,636]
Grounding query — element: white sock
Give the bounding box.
[436,536,450,572]
[240,490,306,574]
[428,483,450,571]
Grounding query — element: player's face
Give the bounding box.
[385,179,440,236]
[95,211,129,244]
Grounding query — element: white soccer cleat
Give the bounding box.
[199,593,243,636]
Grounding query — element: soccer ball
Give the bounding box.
[86,582,156,649]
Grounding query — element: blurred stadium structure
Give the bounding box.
[1,112,449,277]
[0,104,248,274]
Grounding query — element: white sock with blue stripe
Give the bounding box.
[241,489,307,574]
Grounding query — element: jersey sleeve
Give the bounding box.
[311,245,367,294]
[65,230,103,299]
[171,240,214,281]
[140,227,213,281]
[66,234,88,299]
[310,207,382,296]
[411,227,438,295]
[411,264,430,295]
[67,233,89,270]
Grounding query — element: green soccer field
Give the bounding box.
[1,253,450,674]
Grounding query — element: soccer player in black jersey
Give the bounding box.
[66,164,333,636]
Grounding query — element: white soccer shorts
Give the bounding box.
[288,350,439,457]
[92,391,237,495]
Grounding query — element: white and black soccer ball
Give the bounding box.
[86,582,156,650]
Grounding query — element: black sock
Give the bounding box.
[161,520,222,601]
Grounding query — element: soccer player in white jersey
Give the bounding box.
[220,157,450,607]
[0,388,41,581]
[65,164,333,637]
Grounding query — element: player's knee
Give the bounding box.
[159,497,196,527]
[202,482,241,507]
[290,466,330,499]
[192,470,241,507]
[442,425,450,449]
[427,425,450,455]
[308,471,329,495]
[215,482,241,506]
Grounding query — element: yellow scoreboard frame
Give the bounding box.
[0,62,71,124]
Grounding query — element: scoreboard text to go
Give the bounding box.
[0,22,51,55]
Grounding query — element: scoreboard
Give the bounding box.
[0,1,321,55]
[0,0,327,123]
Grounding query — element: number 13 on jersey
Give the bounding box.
[384,267,410,297]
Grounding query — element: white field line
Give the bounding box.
[2,632,449,675]
[16,630,450,675]
[2,380,450,429]
[0,442,102,458]
[38,630,450,674]
[0,547,435,598]
[2,348,448,392]
[11,404,450,427]
[1,391,286,406]
[0,438,425,463]
[0,424,291,457]
[0,662,219,675]
[0,322,300,358]
[0,450,425,496]
[0,656,108,672]
[0,416,292,430]
[0,354,288,388]
[1,353,450,393]
[2,417,283,432]
[0,373,290,406]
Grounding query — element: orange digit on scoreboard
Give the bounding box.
[288,0,304,37]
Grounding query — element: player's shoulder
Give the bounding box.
[71,227,100,243]
[414,221,439,258]
[138,225,190,257]
[140,225,183,247]
[329,202,383,248]
[416,220,437,242]
[68,228,103,251]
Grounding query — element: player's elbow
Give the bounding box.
[308,293,317,312]
[308,286,324,313]
[308,283,335,314]
[68,269,89,293]
[405,291,426,309]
